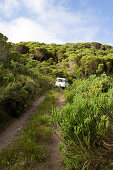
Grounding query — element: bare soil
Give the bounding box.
[0,95,45,152]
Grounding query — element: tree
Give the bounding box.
[0,33,10,65]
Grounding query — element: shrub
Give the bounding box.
[0,75,37,119]
[52,74,113,169]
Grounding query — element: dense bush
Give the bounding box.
[0,76,37,118]
[0,33,54,128]
[52,74,113,169]
[13,40,113,79]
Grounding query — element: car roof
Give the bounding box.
[56,78,67,80]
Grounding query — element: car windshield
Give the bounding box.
[57,79,65,82]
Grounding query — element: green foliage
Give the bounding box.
[0,33,54,128]
[13,44,29,54]
[52,74,113,169]
[0,90,57,169]
[0,33,10,66]
[1,32,113,169]
[96,63,104,74]
[0,75,38,118]
[12,40,113,78]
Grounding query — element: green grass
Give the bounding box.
[0,89,59,169]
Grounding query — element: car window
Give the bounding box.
[57,79,65,82]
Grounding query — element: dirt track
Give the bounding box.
[46,90,66,170]
[0,90,66,170]
[0,95,45,152]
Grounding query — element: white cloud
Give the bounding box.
[22,0,53,14]
[0,0,19,18]
[0,0,101,43]
[69,26,100,42]
[0,18,64,43]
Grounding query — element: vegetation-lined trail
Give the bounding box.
[46,90,66,170]
[0,32,113,169]
[0,90,66,169]
[0,95,45,152]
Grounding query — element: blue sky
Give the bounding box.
[0,0,113,45]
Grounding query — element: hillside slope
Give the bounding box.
[14,41,113,79]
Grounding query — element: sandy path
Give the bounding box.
[0,95,45,152]
[46,90,66,170]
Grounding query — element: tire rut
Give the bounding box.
[46,90,66,170]
[0,95,45,152]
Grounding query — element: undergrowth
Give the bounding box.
[0,89,58,169]
[52,74,113,170]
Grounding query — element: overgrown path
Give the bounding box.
[0,90,66,169]
[46,90,66,170]
[0,95,45,152]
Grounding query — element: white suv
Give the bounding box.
[55,78,69,88]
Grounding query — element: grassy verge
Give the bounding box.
[0,89,59,169]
